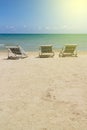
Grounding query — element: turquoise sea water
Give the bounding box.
[0,34,87,51]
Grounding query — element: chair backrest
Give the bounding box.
[63,44,77,53]
[10,47,22,55]
[40,45,53,53]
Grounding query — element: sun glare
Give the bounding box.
[69,0,87,15]
[51,0,87,16]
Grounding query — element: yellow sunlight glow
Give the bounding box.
[51,0,87,17]
[50,0,87,30]
[69,0,87,15]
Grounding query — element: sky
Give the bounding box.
[0,0,87,33]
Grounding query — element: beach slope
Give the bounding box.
[0,52,87,130]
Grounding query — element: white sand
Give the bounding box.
[0,51,87,130]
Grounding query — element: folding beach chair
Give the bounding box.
[6,45,28,59]
[59,44,77,57]
[39,45,54,58]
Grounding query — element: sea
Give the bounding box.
[0,34,87,51]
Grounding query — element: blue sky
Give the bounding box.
[0,0,87,33]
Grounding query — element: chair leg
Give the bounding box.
[8,50,10,59]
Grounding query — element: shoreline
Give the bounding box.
[0,49,87,56]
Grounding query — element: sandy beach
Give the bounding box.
[0,51,87,130]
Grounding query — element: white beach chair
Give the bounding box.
[6,45,28,59]
[39,45,55,58]
[59,44,77,57]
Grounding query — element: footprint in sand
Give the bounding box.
[42,88,56,101]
